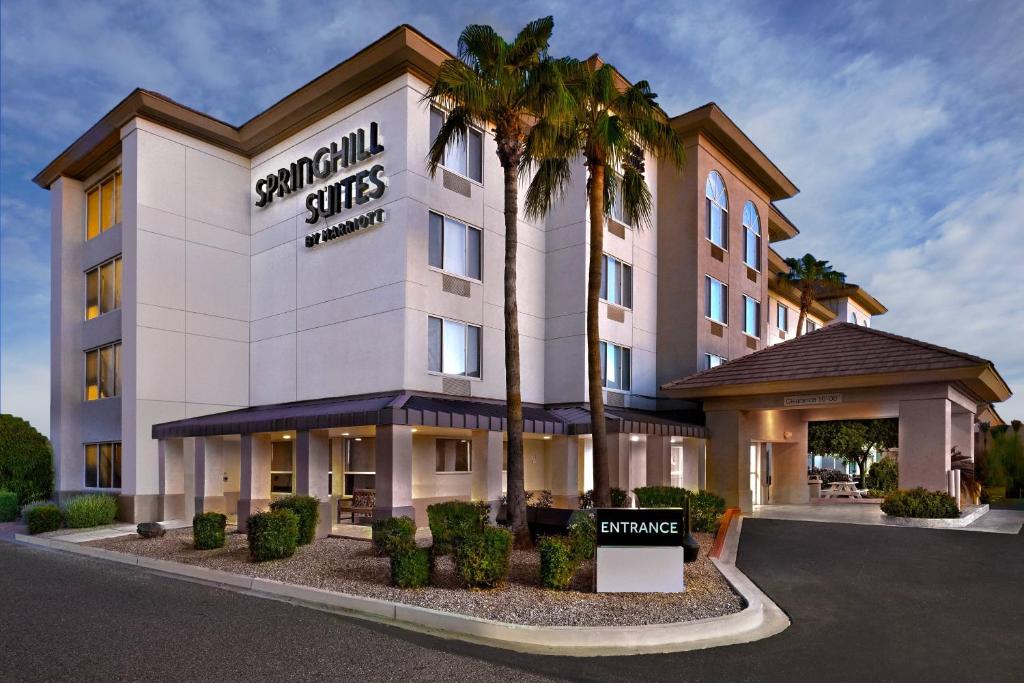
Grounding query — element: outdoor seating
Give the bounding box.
[337,489,376,523]
[820,482,866,499]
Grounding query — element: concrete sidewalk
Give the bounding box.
[749,503,1024,533]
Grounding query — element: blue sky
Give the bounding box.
[2,0,1022,435]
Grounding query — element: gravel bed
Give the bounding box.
[89,529,744,627]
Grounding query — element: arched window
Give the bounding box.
[743,201,760,269]
[705,171,728,248]
[849,311,858,325]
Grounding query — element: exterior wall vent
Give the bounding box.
[710,244,725,262]
[709,322,724,337]
[442,274,471,297]
[442,377,472,397]
[605,391,625,408]
[606,305,625,323]
[746,267,758,282]
[747,337,758,350]
[442,170,472,197]
[607,220,626,239]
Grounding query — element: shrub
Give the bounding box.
[390,546,431,588]
[881,488,959,519]
[808,467,851,485]
[567,509,596,561]
[193,512,227,550]
[633,485,688,508]
[270,495,319,545]
[247,509,299,561]
[610,487,629,508]
[0,414,54,505]
[63,494,118,528]
[578,490,595,509]
[865,458,899,493]
[372,516,416,557]
[454,526,512,589]
[690,490,726,532]
[528,489,554,508]
[25,503,62,534]
[539,536,576,590]
[427,501,487,556]
[0,490,18,522]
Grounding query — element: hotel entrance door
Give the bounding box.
[749,442,773,505]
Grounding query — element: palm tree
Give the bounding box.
[425,18,570,544]
[782,254,847,336]
[524,60,683,507]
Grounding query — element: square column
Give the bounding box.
[238,434,272,533]
[951,409,975,463]
[697,440,707,490]
[374,425,415,521]
[194,437,225,515]
[705,410,747,511]
[546,436,580,509]
[607,432,629,491]
[158,438,185,521]
[899,398,952,492]
[471,430,504,518]
[646,435,671,487]
[680,438,701,490]
[295,430,332,538]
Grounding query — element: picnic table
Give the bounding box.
[821,481,866,498]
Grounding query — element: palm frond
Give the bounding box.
[524,157,572,221]
[426,107,472,177]
[507,16,554,66]
[620,164,653,229]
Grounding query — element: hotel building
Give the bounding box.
[38,25,1010,529]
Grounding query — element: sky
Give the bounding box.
[1,0,1022,436]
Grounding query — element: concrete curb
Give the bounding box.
[883,504,989,528]
[14,524,788,656]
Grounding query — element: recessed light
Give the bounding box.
[342,432,350,436]
[411,428,418,433]
[282,435,291,440]
[543,436,552,440]
[630,436,640,442]
[354,437,362,442]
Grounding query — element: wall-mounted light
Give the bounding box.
[783,431,793,439]
[282,434,292,440]
[411,428,418,433]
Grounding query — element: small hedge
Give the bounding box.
[390,547,431,588]
[690,490,727,532]
[25,503,62,534]
[538,536,576,590]
[610,487,628,508]
[372,516,416,557]
[0,490,18,522]
[633,486,687,508]
[247,509,299,561]
[454,526,512,589]
[427,501,487,556]
[63,494,118,528]
[578,488,629,509]
[881,488,959,519]
[567,509,596,561]
[866,458,899,493]
[270,495,319,545]
[193,512,227,550]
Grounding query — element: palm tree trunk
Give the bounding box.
[502,161,529,547]
[796,308,807,337]
[587,163,611,508]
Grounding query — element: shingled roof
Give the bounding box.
[661,323,1011,402]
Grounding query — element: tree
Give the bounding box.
[524,60,684,506]
[425,17,570,545]
[0,414,54,505]
[782,254,846,336]
[808,419,898,486]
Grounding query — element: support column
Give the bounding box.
[471,430,504,519]
[238,434,272,533]
[951,409,975,463]
[645,435,671,487]
[899,398,952,492]
[194,437,225,515]
[158,438,185,521]
[697,439,707,490]
[295,430,332,538]
[373,425,415,521]
[705,410,747,511]
[546,436,580,509]
[607,432,629,491]
[680,438,701,491]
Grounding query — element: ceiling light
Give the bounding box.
[342,432,350,436]
[630,436,640,442]
[411,428,418,433]
[282,435,291,440]
[543,436,552,440]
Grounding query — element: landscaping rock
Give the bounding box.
[137,522,166,539]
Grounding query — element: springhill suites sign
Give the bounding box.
[253,121,389,249]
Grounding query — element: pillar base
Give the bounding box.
[316,500,332,538]
[116,494,161,523]
[372,505,416,522]
[237,498,271,533]
[194,495,226,516]
[159,493,186,521]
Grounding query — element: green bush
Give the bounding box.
[865,458,899,493]
[270,495,320,545]
[193,512,227,550]
[25,503,62,534]
[610,487,628,508]
[247,509,299,561]
[390,546,431,588]
[881,488,959,519]
[690,490,727,532]
[454,526,513,589]
[538,536,576,590]
[0,414,54,505]
[63,494,118,528]
[633,486,688,508]
[567,509,596,561]
[372,516,416,557]
[427,501,487,556]
[0,490,18,522]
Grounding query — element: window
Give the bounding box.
[85,342,121,401]
[600,255,633,308]
[705,171,728,248]
[86,170,122,240]
[743,296,761,338]
[270,441,294,494]
[705,276,728,323]
[862,317,870,328]
[806,320,818,333]
[343,438,376,496]
[428,316,481,377]
[428,212,482,279]
[85,257,122,320]
[705,353,726,369]
[609,175,632,227]
[849,311,859,325]
[430,107,483,182]
[777,303,789,332]
[743,202,760,269]
[435,439,472,472]
[85,442,121,489]
[599,341,631,391]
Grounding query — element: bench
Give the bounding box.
[337,489,375,523]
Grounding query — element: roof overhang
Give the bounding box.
[767,203,799,241]
[819,284,889,316]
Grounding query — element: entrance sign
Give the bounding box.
[783,393,842,407]
[595,508,686,593]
